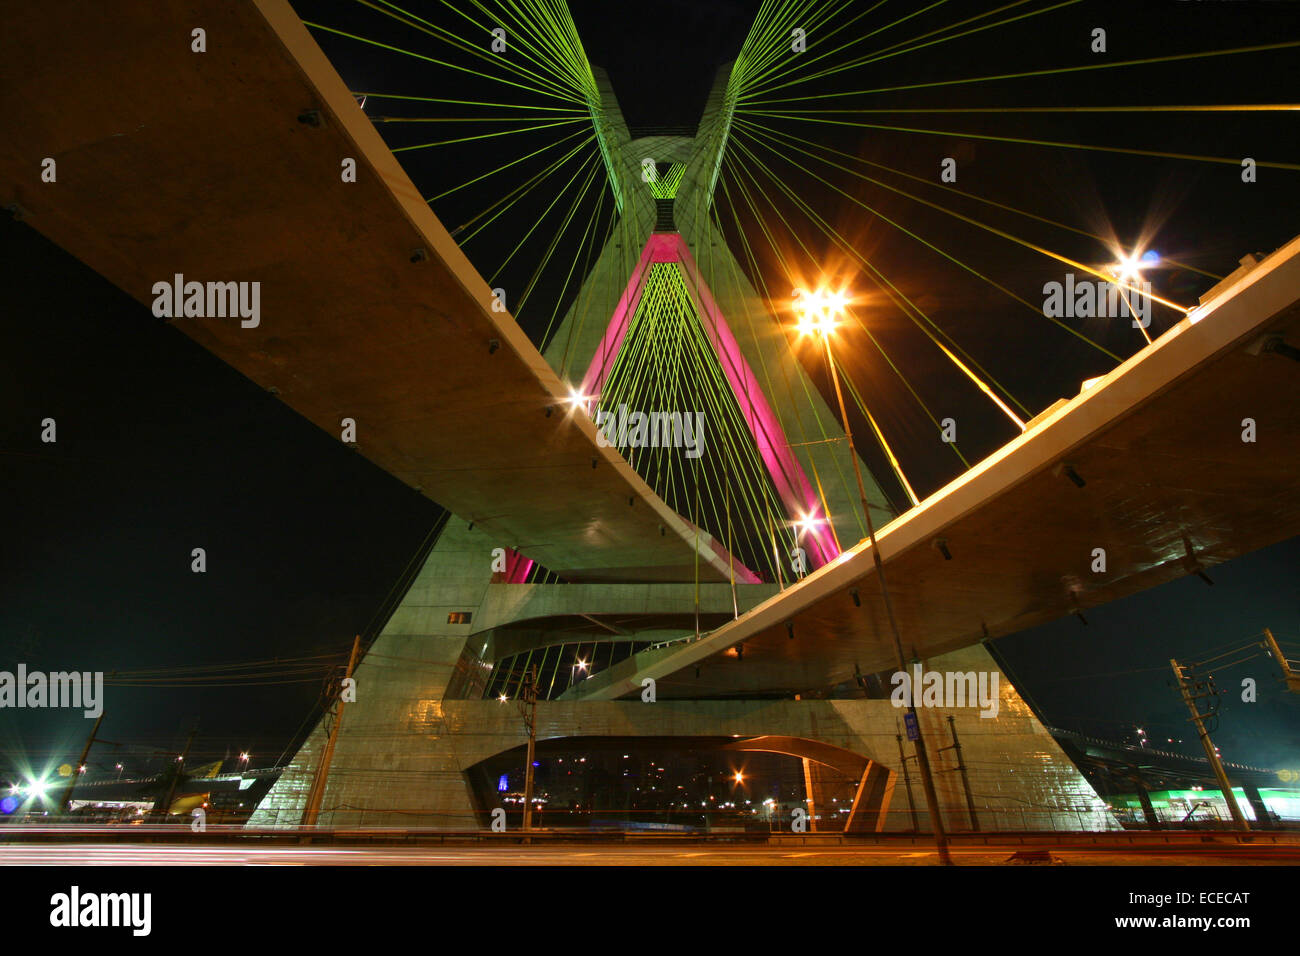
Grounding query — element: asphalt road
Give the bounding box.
[3,842,1297,865]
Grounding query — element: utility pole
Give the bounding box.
[943,715,980,832]
[302,635,361,830]
[1263,628,1300,692]
[519,664,539,834]
[56,711,104,817]
[823,333,952,864]
[895,731,920,832]
[160,725,197,819]
[1170,658,1249,832]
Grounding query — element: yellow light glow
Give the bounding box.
[794,512,822,537]
[1109,248,1155,284]
[793,286,850,338]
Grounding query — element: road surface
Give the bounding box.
[3,841,1296,865]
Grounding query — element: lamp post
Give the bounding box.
[793,513,822,579]
[794,287,953,865]
[1109,249,1156,346]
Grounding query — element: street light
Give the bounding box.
[792,512,824,579]
[1112,251,1143,284]
[793,512,822,539]
[792,285,953,866]
[565,385,593,416]
[791,286,879,546]
[1107,248,1158,345]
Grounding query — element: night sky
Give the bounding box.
[2,0,1298,786]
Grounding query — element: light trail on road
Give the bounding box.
[3,842,1298,866]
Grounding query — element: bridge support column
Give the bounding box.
[844,760,894,833]
[801,758,817,832]
[1134,781,1161,829]
[1244,786,1271,827]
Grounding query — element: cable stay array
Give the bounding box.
[296,0,1298,565]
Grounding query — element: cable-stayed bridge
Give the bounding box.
[4,0,1297,834]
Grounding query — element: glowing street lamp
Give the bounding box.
[791,284,953,866]
[1111,251,1143,284]
[791,286,873,546]
[1108,247,1159,345]
[565,386,593,416]
[793,287,845,338]
[793,512,822,539]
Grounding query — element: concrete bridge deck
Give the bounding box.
[575,240,1300,696]
[0,0,742,584]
